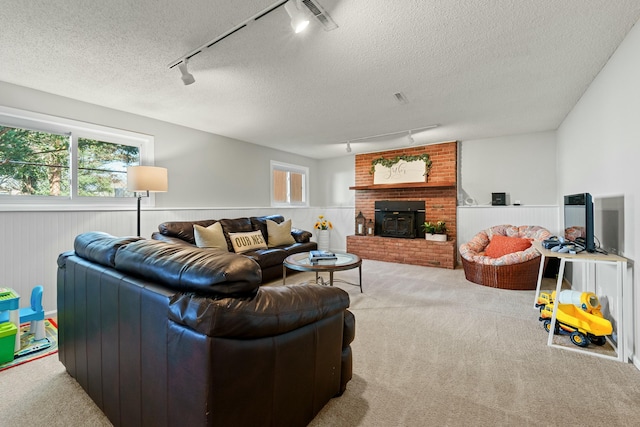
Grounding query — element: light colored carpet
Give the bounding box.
[2,260,640,426]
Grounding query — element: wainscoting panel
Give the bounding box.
[457,205,560,248]
[0,207,355,314]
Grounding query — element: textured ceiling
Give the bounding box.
[2,1,640,159]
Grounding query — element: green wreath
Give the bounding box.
[369,154,432,175]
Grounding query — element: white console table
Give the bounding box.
[532,241,629,362]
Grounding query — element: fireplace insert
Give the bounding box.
[375,201,425,238]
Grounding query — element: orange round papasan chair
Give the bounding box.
[459,225,552,290]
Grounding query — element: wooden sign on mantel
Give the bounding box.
[373,160,427,184]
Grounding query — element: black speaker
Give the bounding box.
[492,192,506,206]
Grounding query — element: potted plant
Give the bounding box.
[422,221,447,242]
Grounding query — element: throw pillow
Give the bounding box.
[228,230,268,254]
[485,235,532,258]
[193,222,228,251]
[266,219,296,247]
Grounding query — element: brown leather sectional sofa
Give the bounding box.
[57,231,354,426]
[151,215,317,282]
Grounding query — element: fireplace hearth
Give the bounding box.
[375,201,425,238]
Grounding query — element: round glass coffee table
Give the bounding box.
[283,252,362,293]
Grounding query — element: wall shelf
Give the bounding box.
[349,182,456,191]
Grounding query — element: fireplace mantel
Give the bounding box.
[349,182,455,191]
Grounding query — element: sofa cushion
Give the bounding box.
[168,284,350,338]
[219,217,253,251]
[193,222,228,251]
[229,231,268,254]
[485,235,532,258]
[114,240,261,296]
[74,232,143,268]
[267,219,296,247]
[250,215,284,243]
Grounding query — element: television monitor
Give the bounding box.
[564,193,595,252]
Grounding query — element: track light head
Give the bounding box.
[346,141,352,153]
[284,0,310,33]
[177,59,195,85]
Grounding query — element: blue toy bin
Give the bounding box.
[0,322,18,364]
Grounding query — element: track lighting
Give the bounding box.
[342,124,439,154]
[168,0,335,85]
[284,0,310,33]
[177,59,195,85]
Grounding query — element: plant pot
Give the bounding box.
[425,233,447,242]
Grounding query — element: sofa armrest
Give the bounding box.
[291,228,312,243]
[169,284,350,338]
[73,232,143,268]
[157,219,217,244]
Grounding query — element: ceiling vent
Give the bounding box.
[302,0,339,31]
[394,92,409,105]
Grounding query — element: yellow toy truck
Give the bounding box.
[536,290,604,316]
[538,291,612,347]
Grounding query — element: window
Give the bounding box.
[77,138,139,197]
[271,161,308,207]
[0,127,70,196]
[0,106,153,209]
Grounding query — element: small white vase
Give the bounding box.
[317,229,331,251]
[425,234,447,242]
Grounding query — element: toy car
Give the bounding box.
[536,290,604,316]
[537,291,612,348]
[535,291,554,309]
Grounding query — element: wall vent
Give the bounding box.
[302,0,339,31]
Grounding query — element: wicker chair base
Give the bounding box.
[461,256,545,290]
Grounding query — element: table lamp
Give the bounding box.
[127,166,168,236]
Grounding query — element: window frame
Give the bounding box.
[270,160,309,208]
[0,105,155,211]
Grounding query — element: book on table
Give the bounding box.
[311,258,338,265]
[309,250,337,262]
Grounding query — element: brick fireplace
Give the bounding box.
[346,141,457,269]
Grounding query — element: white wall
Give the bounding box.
[459,131,557,206]
[316,155,356,208]
[458,206,560,248]
[0,82,320,208]
[556,19,640,367]
[319,134,560,243]
[0,82,358,314]
[320,133,561,210]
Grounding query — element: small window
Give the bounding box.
[271,161,308,207]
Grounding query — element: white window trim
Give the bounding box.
[270,160,309,208]
[0,105,155,211]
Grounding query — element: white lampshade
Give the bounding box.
[127,166,168,192]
